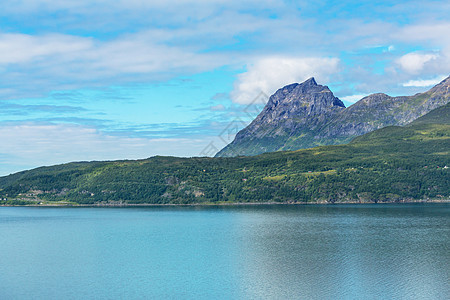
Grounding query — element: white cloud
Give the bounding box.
[0,32,226,98]
[402,75,448,87]
[393,23,450,47]
[0,123,209,175]
[396,52,439,74]
[210,104,225,111]
[340,94,366,104]
[231,56,340,104]
[0,33,93,64]
[1,0,280,12]
[0,32,222,73]
[0,2,448,101]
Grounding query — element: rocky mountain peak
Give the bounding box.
[263,78,345,118]
[436,75,450,86]
[228,78,346,146]
[304,77,317,85]
[216,75,450,158]
[356,93,391,106]
[428,75,450,94]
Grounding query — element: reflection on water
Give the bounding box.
[0,204,448,299]
[234,205,449,299]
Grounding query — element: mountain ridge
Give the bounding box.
[1,102,448,205]
[216,76,450,157]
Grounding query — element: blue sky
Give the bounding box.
[1,0,449,175]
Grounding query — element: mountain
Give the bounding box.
[216,76,450,157]
[408,102,450,125]
[1,103,448,205]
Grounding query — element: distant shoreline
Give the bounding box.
[2,199,449,207]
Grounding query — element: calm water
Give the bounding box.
[0,204,449,299]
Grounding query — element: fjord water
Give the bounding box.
[0,205,448,299]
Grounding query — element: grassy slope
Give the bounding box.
[1,107,449,205]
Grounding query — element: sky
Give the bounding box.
[1,0,450,175]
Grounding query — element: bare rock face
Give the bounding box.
[323,76,450,138]
[261,78,344,120]
[234,78,345,142]
[216,76,450,157]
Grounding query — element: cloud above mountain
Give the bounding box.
[231,57,340,104]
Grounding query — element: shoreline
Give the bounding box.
[2,199,449,207]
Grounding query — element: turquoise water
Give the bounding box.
[0,204,449,299]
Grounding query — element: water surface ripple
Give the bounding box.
[0,204,448,299]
